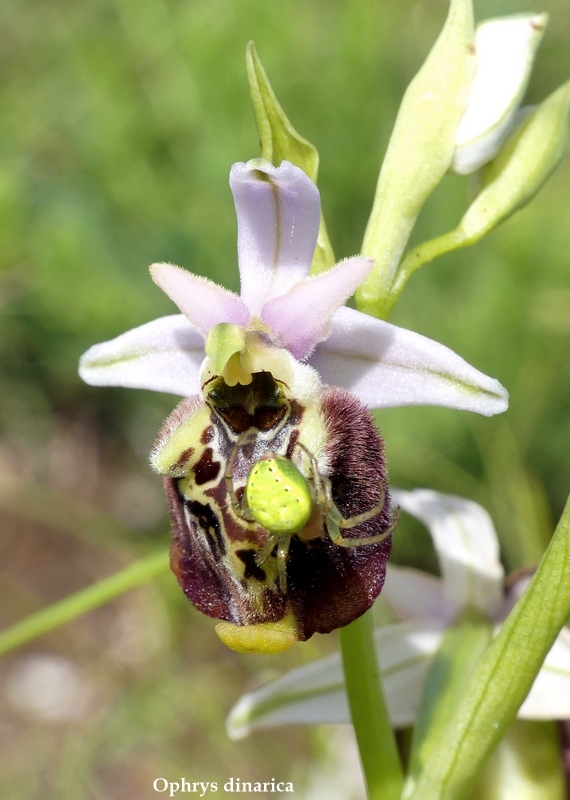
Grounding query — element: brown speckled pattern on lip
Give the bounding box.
[161,380,392,640]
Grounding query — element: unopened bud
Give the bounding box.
[452,13,547,175]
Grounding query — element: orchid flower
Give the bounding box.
[79,159,508,417]
[227,489,570,738]
[78,160,509,653]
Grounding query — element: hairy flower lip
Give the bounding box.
[79,159,508,417]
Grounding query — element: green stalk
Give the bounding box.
[339,610,404,800]
[0,549,169,657]
[386,229,466,315]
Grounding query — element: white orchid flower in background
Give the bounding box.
[452,13,547,174]
[227,489,570,739]
[80,159,507,416]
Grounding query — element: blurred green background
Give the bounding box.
[1,0,569,797]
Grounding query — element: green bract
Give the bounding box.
[357,0,475,318]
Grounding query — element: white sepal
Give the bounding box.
[79,314,205,396]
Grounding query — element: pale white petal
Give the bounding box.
[383,564,454,625]
[261,257,373,359]
[452,14,547,175]
[518,626,570,719]
[150,263,249,335]
[392,489,505,619]
[230,160,320,314]
[226,621,444,739]
[79,315,204,396]
[308,306,509,416]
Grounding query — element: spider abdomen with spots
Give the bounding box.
[226,444,397,595]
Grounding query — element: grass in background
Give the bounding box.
[1,0,569,796]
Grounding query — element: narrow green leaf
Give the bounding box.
[407,494,570,800]
[245,41,335,274]
[0,549,169,657]
[357,0,475,318]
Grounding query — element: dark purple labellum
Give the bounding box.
[152,372,393,642]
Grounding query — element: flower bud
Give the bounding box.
[459,79,570,240]
[452,13,548,175]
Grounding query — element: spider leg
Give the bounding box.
[296,441,397,544]
[295,442,328,506]
[255,534,291,593]
[337,481,389,529]
[255,534,278,566]
[276,535,291,594]
[327,506,400,547]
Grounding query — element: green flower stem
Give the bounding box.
[0,549,169,658]
[339,609,404,800]
[408,493,570,800]
[385,229,467,316]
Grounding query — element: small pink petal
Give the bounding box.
[230,160,320,314]
[261,257,373,359]
[309,306,509,416]
[79,315,204,396]
[150,262,250,336]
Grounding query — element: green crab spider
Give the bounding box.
[224,437,398,593]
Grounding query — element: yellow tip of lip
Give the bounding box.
[215,620,298,654]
